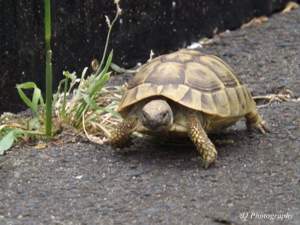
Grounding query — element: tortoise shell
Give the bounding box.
[118,49,256,118]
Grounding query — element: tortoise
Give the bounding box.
[110,49,268,168]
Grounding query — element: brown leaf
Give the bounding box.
[282,2,299,14]
[241,16,268,29]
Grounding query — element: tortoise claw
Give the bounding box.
[257,120,270,134]
[250,119,270,134]
[201,146,217,168]
[203,161,210,169]
[246,112,270,134]
[202,157,216,169]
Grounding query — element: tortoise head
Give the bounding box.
[141,99,173,132]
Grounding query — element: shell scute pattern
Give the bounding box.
[127,59,161,88]
[184,61,223,92]
[163,51,195,63]
[198,56,241,87]
[119,49,256,117]
[145,62,185,85]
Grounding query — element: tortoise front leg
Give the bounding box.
[188,114,217,168]
[110,117,138,147]
[245,110,269,134]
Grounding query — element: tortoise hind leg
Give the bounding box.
[245,110,269,134]
[188,114,217,168]
[110,117,138,147]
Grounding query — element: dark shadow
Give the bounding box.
[111,127,260,170]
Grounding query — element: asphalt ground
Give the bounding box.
[0,8,299,225]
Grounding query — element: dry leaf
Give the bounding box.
[241,16,268,29]
[282,2,299,14]
[34,142,47,150]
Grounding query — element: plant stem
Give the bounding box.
[45,0,52,136]
[61,78,68,118]
[96,7,120,76]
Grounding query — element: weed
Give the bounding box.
[0,0,123,153]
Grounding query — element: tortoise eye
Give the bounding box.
[142,111,150,121]
[162,112,168,119]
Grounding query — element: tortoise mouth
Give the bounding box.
[139,123,171,134]
[141,112,172,132]
[142,122,170,132]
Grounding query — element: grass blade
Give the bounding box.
[16,82,44,115]
[0,131,16,155]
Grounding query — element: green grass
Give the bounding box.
[0,0,123,153]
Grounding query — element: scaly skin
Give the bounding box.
[110,117,137,147]
[245,111,269,134]
[188,114,217,168]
